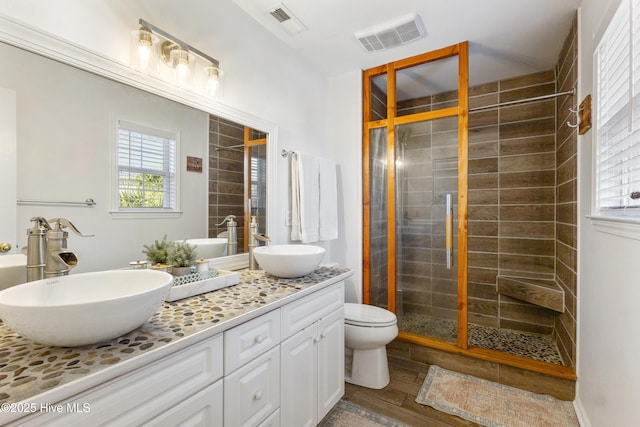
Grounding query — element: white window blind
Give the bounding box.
[596,0,640,215]
[117,120,177,210]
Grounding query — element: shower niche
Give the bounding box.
[362,40,577,380]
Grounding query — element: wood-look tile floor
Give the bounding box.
[341,357,481,427]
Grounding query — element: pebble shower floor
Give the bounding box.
[399,312,564,365]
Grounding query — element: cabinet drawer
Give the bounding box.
[14,334,223,427]
[224,346,280,427]
[258,409,280,427]
[281,282,344,340]
[143,378,223,427]
[225,309,280,374]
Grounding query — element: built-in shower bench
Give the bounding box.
[497,276,565,313]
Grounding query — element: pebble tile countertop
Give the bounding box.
[0,267,350,405]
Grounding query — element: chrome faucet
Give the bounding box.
[248,216,270,270]
[26,217,93,281]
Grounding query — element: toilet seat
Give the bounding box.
[344,303,397,327]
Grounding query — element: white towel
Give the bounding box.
[291,151,320,243]
[290,152,302,241]
[319,158,338,241]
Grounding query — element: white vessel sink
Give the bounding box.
[0,254,27,290]
[252,244,325,278]
[0,270,173,347]
[185,238,227,259]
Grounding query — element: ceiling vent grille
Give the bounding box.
[268,3,308,35]
[270,8,291,23]
[355,14,424,52]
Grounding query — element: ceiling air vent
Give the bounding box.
[268,3,308,35]
[355,14,424,52]
[270,7,290,23]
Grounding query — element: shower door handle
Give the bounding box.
[445,193,453,269]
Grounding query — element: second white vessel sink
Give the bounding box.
[0,270,173,347]
[0,254,27,290]
[252,244,325,278]
[185,238,227,259]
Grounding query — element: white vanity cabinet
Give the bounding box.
[280,284,345,427]
[7,278,347,427]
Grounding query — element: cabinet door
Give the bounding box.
[317,308,344,421]
[224,346,280,427]
[280,323,318,427]
[143,379,223,427]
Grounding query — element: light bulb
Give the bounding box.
[169,47,191,86]
[206,65,220,97]
[176,61,189,79]
[137,44,151,69]
[203,65,224,99]
[130,26,157,73]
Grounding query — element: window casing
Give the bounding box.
[114,120,178,214]
[595,0,640,217]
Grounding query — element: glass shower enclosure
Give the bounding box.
[363,43,469,350]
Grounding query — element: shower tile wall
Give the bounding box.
[208,115,245,248]
[555,15,577,366]
[468,70,557,335]
[395,71,560,336]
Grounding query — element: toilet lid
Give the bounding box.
[344,303,397,327]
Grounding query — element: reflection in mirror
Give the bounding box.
[0,38,268,271]
[245,129,267,250]
[207,116,267,253]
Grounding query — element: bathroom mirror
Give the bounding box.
[0,23,273,273]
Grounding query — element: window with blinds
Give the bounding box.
[117,120,177,211]
[595,0,640,216]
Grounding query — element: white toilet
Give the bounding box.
[344,302,398,389]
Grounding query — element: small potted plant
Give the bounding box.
[143,235,171,271]
[168,240,198,276]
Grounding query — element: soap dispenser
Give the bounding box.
[215,215,237,255]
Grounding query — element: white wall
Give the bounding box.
[0,0,337,270]
[326,70,363,301]
[0,87,17,249]
[576,0,640,425]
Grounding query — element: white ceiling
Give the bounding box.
[232,0,581,90]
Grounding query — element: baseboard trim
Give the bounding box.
[573,396,591,427]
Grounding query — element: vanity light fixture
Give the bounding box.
[130,19,224,100]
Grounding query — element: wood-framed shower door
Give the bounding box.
[362,42,469,350]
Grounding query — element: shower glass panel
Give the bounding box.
[395,55,459,117]
[370,75,388,120]
[369,127,389,308]
[395,117,459,345]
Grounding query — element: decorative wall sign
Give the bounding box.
[186,156,203,173]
